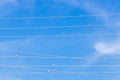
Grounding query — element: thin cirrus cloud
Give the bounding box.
[0,0,18,5]
[54,0,108,22]
[0,0,19,16]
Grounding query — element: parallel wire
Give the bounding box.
[0,48,119,62]
[0,71,120,75]
[0,13,120,76]
[0,55,119,60]
[1,13,120,78]
[1,64,120,68]
[0,13,120,20]
[0,33,119,38]
[0,64,50,70]
[2,64,120,76]
[0,24,119,29]
[0,48,119,60]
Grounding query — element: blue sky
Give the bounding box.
[0,0,120,80]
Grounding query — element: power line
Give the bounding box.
[0,13,120,20]
[0,71,120,75]
[0,48,119,60]
[0,24,119,29]
[0,64,50,70]
[0,56,93,59]
[0,33,119,38]
[0,48,118,61]
[1,64,120,68]
[0,55,119,60]
[2,64,120,76]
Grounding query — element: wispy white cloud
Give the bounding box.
[94,39,120,54]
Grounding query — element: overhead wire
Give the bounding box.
[0,71,120,75]
[0,47,118,60]
[0,64,120,76]
[0,24,119,30]
[0,9,120,80]
[0,13,120,20]
[1,64,120,68]
[0,48,119,61]
[0,55,119,60]
[0,33,119,38]
[0,64,51,70]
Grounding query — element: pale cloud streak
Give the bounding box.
[0,0,19,16]
[0,0,18,5]
[94,39,120,54]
